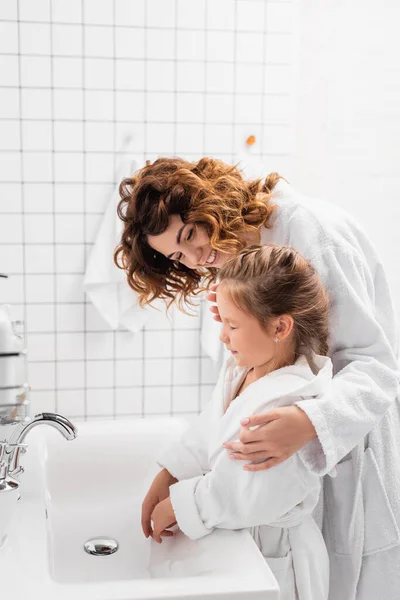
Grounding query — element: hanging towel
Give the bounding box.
[84,184,144,331]
[83,157,166,332]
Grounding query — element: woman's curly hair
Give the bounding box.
[114,156,281,308]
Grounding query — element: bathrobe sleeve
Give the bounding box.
[295,243,400,475]
[169,434,320,540]
[157,405,212,481]
[157,366,226,481]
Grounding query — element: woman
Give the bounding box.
[115,157,400,600]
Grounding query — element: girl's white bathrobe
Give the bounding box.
[259,180,400,600]
[159,354,333,600]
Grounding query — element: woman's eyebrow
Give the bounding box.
[167,224,186,259]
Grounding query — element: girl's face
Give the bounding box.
[147,215,231,270]
[217,284,279,370]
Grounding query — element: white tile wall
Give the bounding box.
[293,0,400,315]
[0,0,297,421]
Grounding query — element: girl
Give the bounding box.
[116,157,400,600]
[147,244,331,600]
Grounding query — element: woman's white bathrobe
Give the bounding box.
[258,180,400,600]
[159,354,333,600]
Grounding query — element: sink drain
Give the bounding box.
[84,538,119,556]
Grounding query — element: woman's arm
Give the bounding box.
[223,405,319,472]
[294,243,399,473]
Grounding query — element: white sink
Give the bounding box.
[0,417,279,600]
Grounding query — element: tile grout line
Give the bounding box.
[198,0,209,414]
[170,0,178,417]
[15,0,29,420]
[111,0,117,420]
[260,0,268,164]
[81,0,88,420]
[48,0,59,413]
[141,0,147,419]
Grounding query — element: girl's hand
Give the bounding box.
[141,469,177,538]
[151,497,177,544]
[206,283,221,322]
[223,406,317,471]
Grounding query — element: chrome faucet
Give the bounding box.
[0,412,76,547]
[2,412,77,477]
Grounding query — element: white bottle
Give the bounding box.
[0,275,23,355]
[0,275,26,399]
[0,305,23,356]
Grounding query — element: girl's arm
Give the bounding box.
[169,434,320,540]
[142,362,227,539]
[157,362,228,481]
[157,406,212,480]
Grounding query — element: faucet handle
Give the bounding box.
[0,461,7,480]
[0,442,28,455]
[0,442,24,482]
[5,443,28,450]
[0,459,20,491]
[0,442,28,468]
[1,443,28,478]
[0,442,9,461]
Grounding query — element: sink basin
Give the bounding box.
[0,417,279,600]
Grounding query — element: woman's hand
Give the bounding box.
[206,283,221,322]
[141,468,177,538]
[151,497,177,544]
[223,406,317,471]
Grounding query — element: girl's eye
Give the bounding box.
[230,325,237,330]
[176,252,183,261]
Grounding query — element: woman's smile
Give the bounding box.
[205,249,217,265]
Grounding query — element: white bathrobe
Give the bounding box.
[159,354,333,600]
[259,180,400,600]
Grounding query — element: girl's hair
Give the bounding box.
[114,156,281,308]
[218,244,329,359]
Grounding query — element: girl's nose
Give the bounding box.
[219,329,229,344]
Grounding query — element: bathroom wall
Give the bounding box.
[0,0,298,421]
[293,0,400,313]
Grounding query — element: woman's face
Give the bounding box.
[147,215,231,270]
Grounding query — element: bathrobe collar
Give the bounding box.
[208,353,332,464]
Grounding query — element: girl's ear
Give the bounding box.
[275,315,294,342]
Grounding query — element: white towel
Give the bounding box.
[83,179,148,331]
[83,155,170,332]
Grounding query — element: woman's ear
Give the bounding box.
[275,315,294,342]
